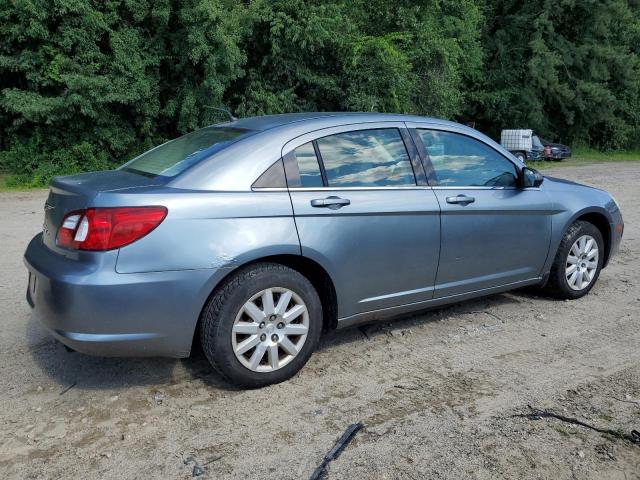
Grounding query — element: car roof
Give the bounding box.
[224,112,462,132]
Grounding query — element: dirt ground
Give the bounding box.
[1,163,639,480]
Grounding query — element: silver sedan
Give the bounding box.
[24,113,624,387]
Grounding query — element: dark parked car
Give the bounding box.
[24,113,623,387]
[500,130,571,161]
[539,137,572,160]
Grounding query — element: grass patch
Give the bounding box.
[0,173,46,192]
[531,148,640,169]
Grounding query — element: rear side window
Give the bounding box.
[284,128,416,188]
[292,142,324,188]
[316,129,415,187]
[120,126,253,178]
[417,130,518,187]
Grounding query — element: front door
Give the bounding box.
[283,124,441,320]
[410,127,553,298]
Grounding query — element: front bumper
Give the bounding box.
[24,234,217,358]
[607,210,624,266]
[550,149,571,160]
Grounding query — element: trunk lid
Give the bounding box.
[42,170,163,252]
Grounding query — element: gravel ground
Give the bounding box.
[1,163,639,479]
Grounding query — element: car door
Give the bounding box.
[283,123,441,320]
[408,125,553,298]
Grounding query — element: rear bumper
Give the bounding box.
[24,234,216,358]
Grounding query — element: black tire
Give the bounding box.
[544,220,604,299]
[514,151,526,161]
[200,262,322,388]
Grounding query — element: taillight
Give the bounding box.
[56,206,167,251]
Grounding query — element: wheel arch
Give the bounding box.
[560,208,613,268]
[190,254,338,356]
[573,211,612,267]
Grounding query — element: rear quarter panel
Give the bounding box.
[106,189,300,274]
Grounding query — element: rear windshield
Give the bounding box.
[120,127,254,178]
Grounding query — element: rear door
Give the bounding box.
[283,123,441,320]
[408,125,553,298]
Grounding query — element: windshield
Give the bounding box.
[532,135,543,148]
[120,127,254,178]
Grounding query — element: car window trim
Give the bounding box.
[311,140,329,187]
[408,126,522,188]
[407,128,438,185]
[289,186,431,191]
[252,184,540,192]
[399,128,428,186]
[430,185,519,190]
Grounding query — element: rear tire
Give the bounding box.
[514,151,526,161]
[200,262,322,388]
[544,221,604,299]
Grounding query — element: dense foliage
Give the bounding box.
[472,0,640,149]
[1,0,638,185]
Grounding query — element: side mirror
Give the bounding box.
[521,167,544,188]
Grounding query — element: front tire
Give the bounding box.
[200,262,322,388]
[544,221,604,299]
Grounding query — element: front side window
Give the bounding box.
[316,129,416,187]
[121,126,253,178]
[417,130,518,187]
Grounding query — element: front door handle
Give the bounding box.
[310,196,351,210]
[446,194,475,205]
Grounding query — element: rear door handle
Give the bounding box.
[446,194,475,205]
[310,196,351,210]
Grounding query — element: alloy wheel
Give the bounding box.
[231,287,309,372]
[565,235,599,291]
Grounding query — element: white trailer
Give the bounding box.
[500,129,533,161]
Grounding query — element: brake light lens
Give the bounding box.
[56,206,167,251]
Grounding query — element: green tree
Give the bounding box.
[0,0,250,185]
[471,0,640,149]
[1,0,638,187]
[232,0,484,117]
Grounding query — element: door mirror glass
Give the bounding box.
[521,167,544,188]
